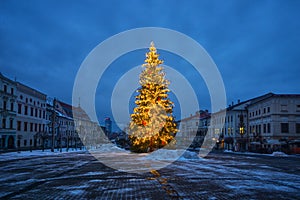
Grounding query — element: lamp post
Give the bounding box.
[239,111,246,151]
[51,98,56,152]
[58,125,62,152]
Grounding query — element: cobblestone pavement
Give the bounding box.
[0,151,299,199]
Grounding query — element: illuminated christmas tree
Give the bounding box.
[128,42,178,153]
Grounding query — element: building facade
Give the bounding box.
[178,110,211,148]
[248,94,300,153]
[16,82,47,149]
[0,73,17,149]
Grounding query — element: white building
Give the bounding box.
[0,73,17,149]
[16,82,47,149]
[248,93,300,153]
[178,110,211,148]
[212,93,274,151]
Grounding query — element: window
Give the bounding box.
[267,107,270,112]
[18,104,22,114]
[30,123,33,132]
[30,107,33,116]
[11,88,14,95]
[43,111,45,119]
[281,123,289,133]
[39,110,41,118]
[259,109,261,115]
[24,140,27,147]
[39,124,41,132]
[2,118,6,128]
[263,108,266,114]
[17,121,21,131]
[9,119,13,129]
[10,102,14,111]
[263,124,266,133]
[295,123,300,133]
[255,111,258,116]
[42,124,45,132]
[267,123,271,133]
[258,125,261,134]
[30,139,32,146]
[3,85,7,93]
[26,98,28,103]
[24,106,28,115]
[24,122,28,131]
[35,108,38,117]
[35,123,37,132]
[3,101,7,110]
[297,105,300,111]
[281,105,287,112]
[20,95,23,100]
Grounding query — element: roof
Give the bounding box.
[72,106,91,121]
[246,93,300,107]
[0,73,16,85]
[227,92,274,111]
[179,110,211,122]
[57,100,73,118]
[16,81,47,100]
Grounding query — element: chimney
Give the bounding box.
[238,99,240,104]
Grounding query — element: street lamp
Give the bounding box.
[239,111,246,151]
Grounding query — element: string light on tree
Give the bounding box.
[128,42,178,153]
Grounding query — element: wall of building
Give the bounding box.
[248,95,300,142]
[0,74,17,149]
[16,82,47,149]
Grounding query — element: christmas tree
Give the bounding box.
[128,42,178,153]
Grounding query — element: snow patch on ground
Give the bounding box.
[91,143,127,153]
[83,171,106,176]
[223,150,293,157]
[139,149,200,161]
[91,144,201,161]
[0,148,86,161]
[270,151,288,157]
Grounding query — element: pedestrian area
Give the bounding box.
[0,147,299,199]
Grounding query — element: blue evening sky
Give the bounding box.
[1,0,300,130]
